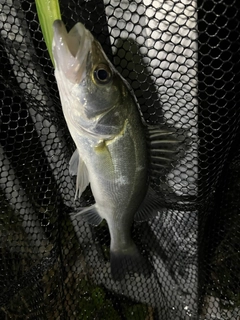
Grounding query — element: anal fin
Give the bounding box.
[73,204,103,226]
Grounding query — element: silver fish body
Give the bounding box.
[52,20,183,280]
[53,20,149,279]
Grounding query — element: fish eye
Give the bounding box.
[93,64,112,84]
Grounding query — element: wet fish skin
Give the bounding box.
[52,20,150,280]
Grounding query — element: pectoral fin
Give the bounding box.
[74,204,103,226]
[94,140,115,180]
[69,149,89,199]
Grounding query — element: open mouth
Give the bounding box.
[52,20,93,83]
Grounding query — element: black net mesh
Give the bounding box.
[0,0,239,319]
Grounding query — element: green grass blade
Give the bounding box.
[35,0,61,67]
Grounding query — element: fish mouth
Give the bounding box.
[52,20,93,83]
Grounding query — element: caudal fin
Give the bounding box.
[110,243,151,281]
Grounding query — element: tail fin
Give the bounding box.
[110,243,151,281]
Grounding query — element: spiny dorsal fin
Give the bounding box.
[74,204,103,226]
[146,125,186,175]
[69,149,89,199]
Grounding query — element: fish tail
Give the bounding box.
[110,243,151,281]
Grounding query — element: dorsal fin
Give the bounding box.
[146,125,186,175]
[134,187,164,222]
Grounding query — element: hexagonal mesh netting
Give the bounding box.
[0,0,240,319]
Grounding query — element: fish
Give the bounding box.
[52,20,183,280]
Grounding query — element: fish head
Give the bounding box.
[53,20,129,139]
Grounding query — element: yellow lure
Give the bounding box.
[35,0,62,66]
